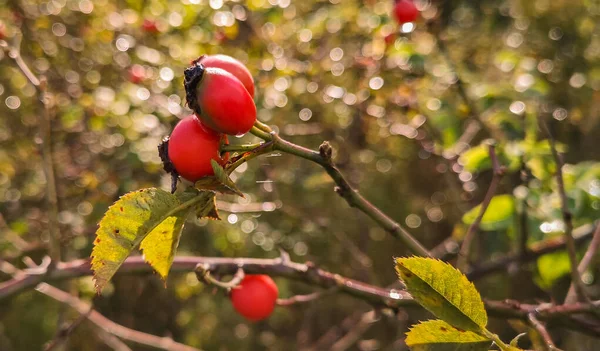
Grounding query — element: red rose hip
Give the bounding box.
[393,0,419,24]
[198,54,255,98]
[167,115,227,182]
[230,275,278,321]
[184,62,257,136]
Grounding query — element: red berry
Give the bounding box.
[230,275,278,321]
[128,64,145,84]
[167,115,228,182]
[384,33,397,46]
[184,64,256,136]
[393,0,419,24]
[142,19,159,34]
[198,55,255,98]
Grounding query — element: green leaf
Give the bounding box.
[535,250,571,289]
[194,160,244,197]
[406,320,492,351]
[462,195,515,231]
[459,144,491,173]
[396,257,487,332]
[91,188,198,292]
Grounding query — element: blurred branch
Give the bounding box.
[277,288,338,306]
[0,35,61,263]
[539,120,587,303]
[566,223,600,303]
[36,284,200,351]
[44,308,92,351]
[467,222,598,280]
[528,313,561,351]
[1,256,600,336]
[250,121,431,257]
[330,310,378,351]
[457,143,505,271]
[429,26,491,137]
[0,259,199,351]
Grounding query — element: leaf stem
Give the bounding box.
[221,143,266,153]
[482,329,520,351]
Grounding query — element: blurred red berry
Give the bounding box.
[128,64,145,84]
[142,19,159,34]
[393,0,419,24]
[385,33,397,46]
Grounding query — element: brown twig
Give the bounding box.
[527,313,562,351]
[1,36,61,263]
[250,122,431,257]
[540,120,587,303]
[277,288,338,306]
[330,310,378,351]
[0,259,199,351]
[1,256,600,336]
[95,329,133,351]
[457,143,505,271]
[565,223,600,303]
[44,308,92,351]
[36,283,200,351]
[467,222,597,280]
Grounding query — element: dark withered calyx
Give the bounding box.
[157,136,179,193]
[184,56,206,116]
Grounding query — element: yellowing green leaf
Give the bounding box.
[462,195,515,231]
[139,213,188,280]
[459,145,491,173]
[535,250,571,289]
[396,257,487,332]
[406,320,491,351]
[91,188,198,292]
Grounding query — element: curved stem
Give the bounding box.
[249,123,431,257]
[221,143,266,153]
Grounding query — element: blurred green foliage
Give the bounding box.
[0,0,599,350]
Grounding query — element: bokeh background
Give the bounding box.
[0,0,599,350]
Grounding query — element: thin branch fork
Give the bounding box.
[540,120,588,303]
[528,313,562,351]
[0,259,200,351]
[457,143,505,271]
[565,224,600,303]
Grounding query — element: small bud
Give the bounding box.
[319,141,333,161]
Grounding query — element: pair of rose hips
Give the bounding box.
[167,54,257,182]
